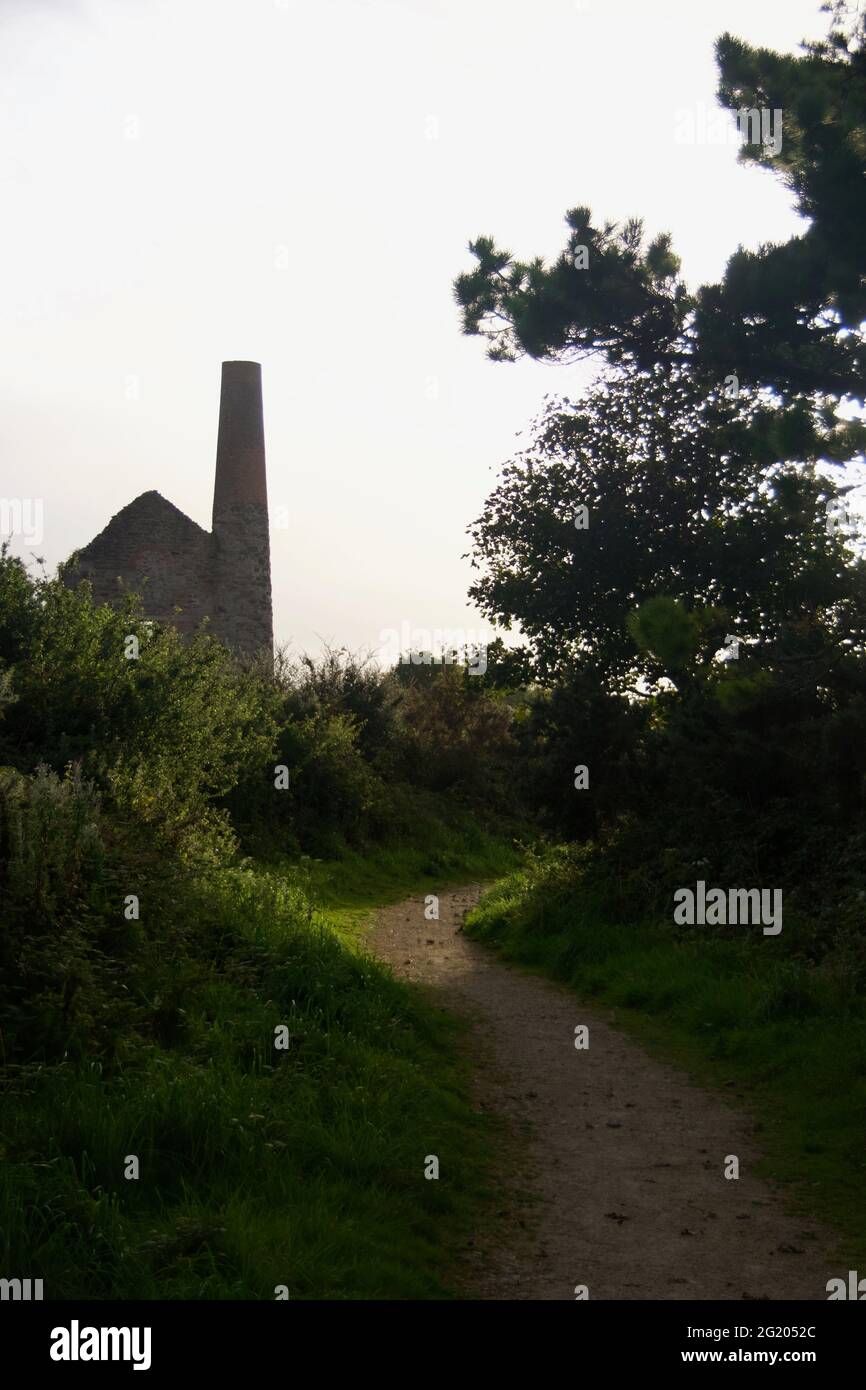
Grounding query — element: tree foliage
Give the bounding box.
[467,368,865,688]
[455,4,866,467]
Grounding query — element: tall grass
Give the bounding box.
[1,860,497,1299]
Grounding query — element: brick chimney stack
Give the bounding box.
[211,361,274,660]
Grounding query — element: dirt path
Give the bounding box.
[366,884,840,1301]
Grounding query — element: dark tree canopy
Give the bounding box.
[467,369,866,690]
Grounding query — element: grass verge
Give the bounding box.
[1,827,524,1300]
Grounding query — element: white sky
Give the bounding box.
[0,0,830,658]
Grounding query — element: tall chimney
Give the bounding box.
[211,361,274,660]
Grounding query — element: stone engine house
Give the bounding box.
[63,361,273,660]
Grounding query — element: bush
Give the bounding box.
[395,662,515,798]
[0,557,523,1064]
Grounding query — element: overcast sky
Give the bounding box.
[1,0,829,658]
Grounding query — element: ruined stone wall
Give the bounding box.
[63,491,216,642]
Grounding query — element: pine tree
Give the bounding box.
[454,3,866,470]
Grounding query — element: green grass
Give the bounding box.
[306,805,524,933]
[1,842,519,1300]
[467,853,866,1267]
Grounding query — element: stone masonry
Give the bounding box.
[63,362,274,661]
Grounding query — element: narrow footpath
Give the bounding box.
[367,885,839,1301]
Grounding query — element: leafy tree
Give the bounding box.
[513,671,646,839]
[467,368,864,689]
[627,597,705,676]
